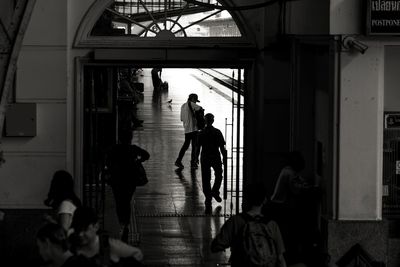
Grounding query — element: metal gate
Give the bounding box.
[223,68,245,215]
[83,66,116,213]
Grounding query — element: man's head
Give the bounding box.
[204,113,214,126]
[36,223,69,262]
[188,93,200,103]
[246,183,266,207]
[70,207,99,246]
[119,130,133,145]
[287,150,305,172]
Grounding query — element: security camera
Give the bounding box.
[342,36,369,54]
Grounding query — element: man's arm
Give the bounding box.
[137,146,150,162]
[218,130,227,162]
[220,145,227,163]
[211,217,235,252]
[278,254,287,267]
[109,238,143,262]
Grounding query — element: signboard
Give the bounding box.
[385,113,400,128]
[367,0,400,35]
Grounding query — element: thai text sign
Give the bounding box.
[368,0,400,34]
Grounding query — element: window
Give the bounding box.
[91,0,242,38]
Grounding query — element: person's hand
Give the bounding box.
[132,247,144,262]
[43,214,57,224]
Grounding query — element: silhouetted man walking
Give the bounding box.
[198,113,226,213]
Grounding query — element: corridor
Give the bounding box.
[112,68,241,266]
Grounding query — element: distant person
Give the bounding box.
[175,93,203,170]
[118,72,143,130]
[36,223,94,267]
[211,184,287,267]
[106,130,150,240]
[44,170,82,232]
[70,206,143,267]
[151,68,162,90]
[198,113,227,213]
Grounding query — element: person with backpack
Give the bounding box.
[175,93,204,170]
[105,130,150,241]
[69,206,144,267]
[211,184,287,267]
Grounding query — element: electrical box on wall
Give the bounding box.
[4,103,37,137]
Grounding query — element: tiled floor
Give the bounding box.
[107,68,237,266]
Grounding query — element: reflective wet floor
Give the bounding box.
[106,68,238,266]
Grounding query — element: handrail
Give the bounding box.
[336,243,385,267]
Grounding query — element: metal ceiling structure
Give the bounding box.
[91,0,241,37]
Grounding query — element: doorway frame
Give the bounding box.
[74,48,255,210]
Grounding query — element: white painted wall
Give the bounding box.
[285,0,363,35]
[0,0,69,208]
[338,40,383,220]
[330,0,362,35]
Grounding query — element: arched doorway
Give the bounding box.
[74,0,256,216]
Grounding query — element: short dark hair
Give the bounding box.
[70,206,98,232]
[287,151,305,172]
[44,170,81,209]
[37,223,69,251]
[119,130,133,144]
[204,113,214,125]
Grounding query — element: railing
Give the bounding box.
[336,244,385,267]
[112,0,212,17]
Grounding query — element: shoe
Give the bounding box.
[212,192,222,203]
[175,161,184,169]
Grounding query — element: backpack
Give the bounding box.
[239,214,278,267]
[189,102,205,130]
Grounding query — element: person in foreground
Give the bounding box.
[44,170,82,232]
[70,206,144,267]
[211,184,287,267]
[36,223,93,267]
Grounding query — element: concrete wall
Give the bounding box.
[0,0,14,26]
[384,46,400,111]
[287,0,330,35]
[338,40,384,220]
[330,0,363,35]
[285,0,363,35]
[0,0,70,208]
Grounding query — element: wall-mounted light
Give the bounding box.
[342,36,369,54]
